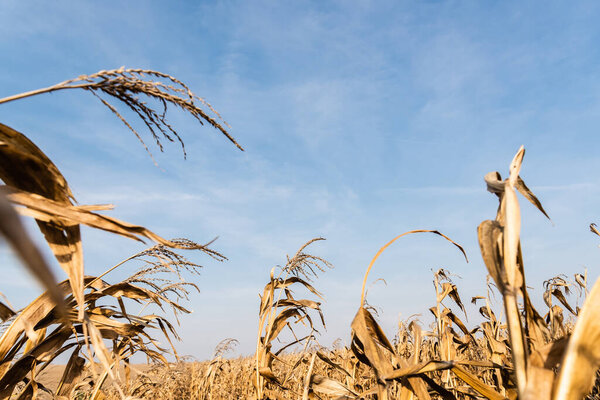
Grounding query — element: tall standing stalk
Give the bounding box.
[501,148,528,396]
[478,146,554,398]
[254,239,330,399]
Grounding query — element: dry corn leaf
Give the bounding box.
[273,276,323,298]
[0,327,73,396]
[437,283,467,317]
[575,273,586,291]
[351,307,395,376]
[0,279,74,359]
[444,309,472,339]
[22,326,46,355]
[0,301,15,322]
[0,123,85,317]
[523,290,551,350]
[482,146,530,398]
[265,308,309,344]
[515,177,550,220]
[529,336,569,369]
[360,229,467,307]
[396,363,433,400]
[451,364,506,400]
[550,289,577,316]
[258,366,280,384]
[420,373,458,400]
[0,123,73,201]
[477,220,506,291]
[553,277,600,399]
[4,186,217,252]
[311,374,358,397]
[409,321,422,364]
[316,351,352,378]
[55,346,86,397]
[384,360,454,380]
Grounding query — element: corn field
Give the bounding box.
[0,68,599,400]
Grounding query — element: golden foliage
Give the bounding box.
[2,69,600,400]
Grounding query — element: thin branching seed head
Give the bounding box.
[0,67,244,164]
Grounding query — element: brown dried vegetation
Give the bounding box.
[110,148,600,400]
[1,70,600,399]
[0,68,235,399]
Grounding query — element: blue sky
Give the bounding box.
[1,1,600,359]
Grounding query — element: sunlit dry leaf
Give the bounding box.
[0,279,75,360]
[524,291,552,350]
[451,364,506,400]
[4,186,223,255]
[477,220,505,291]
[0,123,85,318]
[529,337,569,369]
[311,374,358,397]
[515,177,550,221]
[316,351,352,378]
[255,239,330,399]
[384,360,454,380]
[56,346,86,397]
[350,307,395,379]
[553,277,600,399]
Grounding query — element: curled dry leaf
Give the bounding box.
[0,122,84,318]
[477,220,506,292]
[360,229,468,307]
[350,307,395,380]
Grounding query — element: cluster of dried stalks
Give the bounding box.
[0,68,239,399]
[108,148,598,400]
[2,68,600,400]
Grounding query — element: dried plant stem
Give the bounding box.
[85,253,139,289]
[255,266,290,399]
[0,82,86,105]
[503,288,527,396]
[302,353,317,400]
[254,240,329,400]
[502,146,528,397]
[254,324,264,399]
